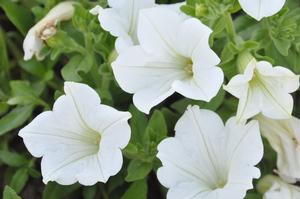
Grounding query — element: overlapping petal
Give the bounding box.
[113,7,223,113]
[19,82,131,185]
[238,0,286,20]
[157,106,263,199]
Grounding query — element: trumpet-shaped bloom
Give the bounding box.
[258,175,300,199]
[157,105,263,199]
[112,8,223,114]
[19,82,131,185]
[90,1,185,52]
[23,1,75,60]
[257,115,300,183]
[238,0,286,21]
[224,59,299,122]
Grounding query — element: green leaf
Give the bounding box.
[8,81,45,106]
[121,179,148,199]
[3,186,22,199]
[129,105,148,144]
[61,54,93,81]
[19,59,54,81]
[0,105,34,136]
[0,102,9,116]
[42,182,80,199]
[147,110,168,142]
[46,30,86,59]
[125,160,153,182]
[72,4,95,32]
[9,168,29,194]
[0,0,33,35]
[0,151,29,167]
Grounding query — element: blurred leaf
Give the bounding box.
[125,160,153,182]
[8,81,45,106]
[2,186,22,199]
[19,60,54,81]
[0,0,33,35]
[43,182,80,199]
[0,102,9,116]
[0,105,34,136]
[82,185,97,199]
[121,179,147,199]
[9,168,29,194]
[0,151,29,167]
[0,28,9,71]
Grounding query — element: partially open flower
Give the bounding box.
[19,82,131,185]
[238,0,286,21]
[112,7,223,114]
[257,115,300,183]
[157,105,264,199]
[258,175,300,199]
[224,58,299,122]
[23,1,75,61]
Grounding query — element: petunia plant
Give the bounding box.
[1,0,300,199]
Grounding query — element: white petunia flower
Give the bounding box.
[224,58,299,122]
[258,175,300,199]
[112,8,223,114]
[157,105,264,199]
[19,82,131,185]
[23,1,75,61]
[257,115,300,183]
[238,0,286,21]
[90,1,185,53]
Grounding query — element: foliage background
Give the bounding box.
[0,0,300,198]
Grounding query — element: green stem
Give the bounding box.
[224,12,237,43]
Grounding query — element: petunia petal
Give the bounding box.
[259,175,300,199]
[236,85,261,122]
[137,7,184,57]
[225,118,263,190]
[112,46,186,113]
[256,75,294,119]
[238,0,286,21]
[174,18,219,66]
[257,115,300,183]
[95,0,155,45]
[256,62,300,93]
[97,7,129,39]
[172,66,224,101]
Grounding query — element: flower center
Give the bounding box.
[93,134,101,145]
[184,59,193,76]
